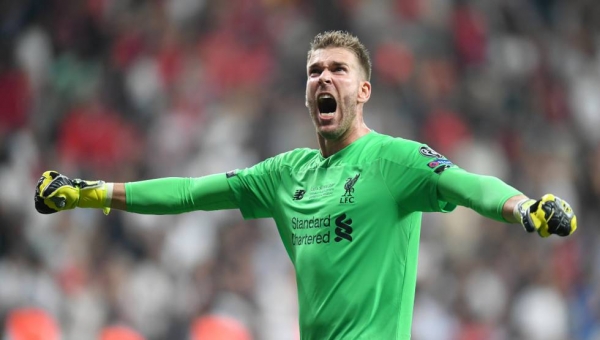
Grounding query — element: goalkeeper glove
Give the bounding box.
[34,170,111,215]
[514,194,577,237]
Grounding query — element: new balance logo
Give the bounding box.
[293,189,306,200]
[334,213,353,242]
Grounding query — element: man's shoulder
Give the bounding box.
[270,147,320,168]
[371,134,451,172]
[368,133,424,157]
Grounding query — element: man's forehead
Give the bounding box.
[307,47,357,66]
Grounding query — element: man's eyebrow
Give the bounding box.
[307,62,322,70]
[307,61,349,70]
[330,61,349,68]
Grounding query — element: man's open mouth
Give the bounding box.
[318,94,337,115]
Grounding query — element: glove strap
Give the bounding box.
[105,183,114,206]
[513,198,537,233]
[76,181,113,215]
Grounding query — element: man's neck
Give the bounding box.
[318,124,371,158]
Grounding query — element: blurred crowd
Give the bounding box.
[0,0,599,339]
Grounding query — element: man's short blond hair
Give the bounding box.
[308,30,372,81]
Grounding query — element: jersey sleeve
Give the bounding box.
[125,174,238,214]
[379,139,458,213]
[226,155,283,219]
[437,169,522,222]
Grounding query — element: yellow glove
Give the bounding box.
[34,171,111,215]
[515,194,577,237]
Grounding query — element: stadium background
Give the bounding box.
[0,0,599,339]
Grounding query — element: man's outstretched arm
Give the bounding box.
[110,183,126,210]
[437,169,577,237]
[34,171,238,215]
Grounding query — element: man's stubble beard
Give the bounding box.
[310,95,357,141]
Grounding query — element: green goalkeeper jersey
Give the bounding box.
[227,131,457,340]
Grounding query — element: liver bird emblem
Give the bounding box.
[343,174,360,196]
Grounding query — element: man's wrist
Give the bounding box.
[513,198,536,231]
[513,198,528,222]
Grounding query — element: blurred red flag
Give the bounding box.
[98,325,145,340]
[5,307,61,340]
[190,315,252,340]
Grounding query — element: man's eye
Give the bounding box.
[335,67,345,72]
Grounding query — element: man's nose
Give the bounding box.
[318,70,332,85]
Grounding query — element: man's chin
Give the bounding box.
[317,126,343,140]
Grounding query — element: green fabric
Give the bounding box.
[125,174,237,214]
[437,169,522,222]
[227,131,455,340]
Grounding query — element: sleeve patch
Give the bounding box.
[427,159,453,168]
[419,146,443,158]
[226,170,238,178]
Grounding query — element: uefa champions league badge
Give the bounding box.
[419,146,443,158]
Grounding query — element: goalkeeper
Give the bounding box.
[34,31,577,340]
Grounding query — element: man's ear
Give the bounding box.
[357,81,371,104]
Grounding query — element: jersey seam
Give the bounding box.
[379,157,451,213]
[241,163,292,218]
[395,216,414,340]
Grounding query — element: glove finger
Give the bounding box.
[556,197,577,235]
[544,199,575,237]
[537,225,551,238]
[35,171,60,198]
[570,215,578,235]
[531,208,551,238]
[34,194,58,214]
[50,196,66,209]
[556,197,574,217]
[34,171,62,214]
[42,174,75,198]
[45,185,79,210]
